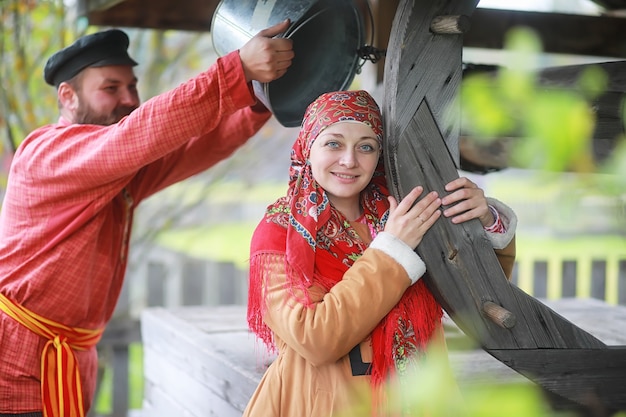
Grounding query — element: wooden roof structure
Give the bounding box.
[77,0,626,172]
[78,0,626,60]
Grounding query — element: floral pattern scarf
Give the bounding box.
[247,90,442,387]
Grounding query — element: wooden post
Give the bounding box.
[381,0,626,412]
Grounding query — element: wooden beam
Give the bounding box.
[77,2,626,61]
[489,348,626,410]
[387,97,607,350]
[81,0,218,32]
[383,0,626,411]
[465,8,626,59]
[537,60,626,91]
[382,0,481,167]
[77,0,125,14]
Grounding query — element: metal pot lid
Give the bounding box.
[212,0,366,127]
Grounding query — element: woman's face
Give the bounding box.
[309,121,381,215]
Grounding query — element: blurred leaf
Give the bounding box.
[461,74,515,140]
[377,343,557,417]
[517,91,595,172]
[505,27,543,65]
[462,383,553,417]
[497,27,541,106]
[577,64,609,100]
[459,25,618,176]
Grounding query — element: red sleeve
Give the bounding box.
[17,50,270,203]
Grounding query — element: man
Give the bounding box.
[0,21,293,417]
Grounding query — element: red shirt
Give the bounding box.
[0,50,270,412]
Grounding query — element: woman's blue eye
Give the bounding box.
[326,141,341,149]
[359,143,377,153]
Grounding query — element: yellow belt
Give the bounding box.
[0,292,103,417]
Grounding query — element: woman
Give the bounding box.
[244,90,516,416]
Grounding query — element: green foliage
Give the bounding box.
[0,0,78,148]
[461,27,619,174]
[0,3,215,150]
[460,383,560,417]
[517,90,595,171]
[336,343,574,417]
[462,75,516,138]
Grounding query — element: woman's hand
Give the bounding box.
[385,186,442,249]
[441,177,494,227]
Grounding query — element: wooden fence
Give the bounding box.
[513,246,626,305]
[93,242,626,416]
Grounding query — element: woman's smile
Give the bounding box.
[332,172,359,181]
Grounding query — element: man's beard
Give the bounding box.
[74,100,136,126]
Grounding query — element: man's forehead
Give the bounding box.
[81,66,138,84]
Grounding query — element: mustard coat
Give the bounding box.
[243,199,517,417]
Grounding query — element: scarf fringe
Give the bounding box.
[247,251,314,354]
[370,279,442,387]
[249,250,442,388]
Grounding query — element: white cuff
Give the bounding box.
[369,232,426,285]
[485,197,518,249]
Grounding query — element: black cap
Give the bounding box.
[44,29,138,87]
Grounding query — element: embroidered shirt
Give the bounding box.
[0,50,270,412]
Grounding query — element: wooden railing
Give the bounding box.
[92,246,249,416]
[513,241,626,305]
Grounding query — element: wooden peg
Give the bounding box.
[482,301,516,329]
[430,15,471,35]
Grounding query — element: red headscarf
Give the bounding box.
[248,90,442,386]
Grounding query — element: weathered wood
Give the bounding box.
[383,0,480,168]
[382,0,626,412]
[387,92,626,413]
[490,348,626,411]
[77,2,626,60]
[79,0,220,32]
[387,98,606,350]
[482,301,516,329]
[465,8,626,59]
[141,306,265,417]
[430,15,471,35]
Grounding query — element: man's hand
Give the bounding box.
[239,19,294,83]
